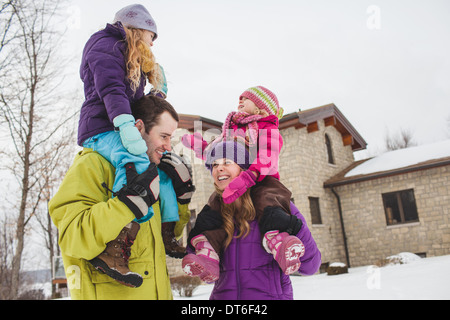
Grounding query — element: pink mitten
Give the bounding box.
[181,132,208,160]
[222,170,257,204]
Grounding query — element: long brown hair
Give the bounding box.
[214,185,256,248]
[123,26,163,95]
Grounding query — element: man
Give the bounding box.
[49,95,191,300]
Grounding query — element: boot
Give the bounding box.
[162,222,187,259]
[89,221,143,288]
[263,230,305,275]
[182,234,219,283]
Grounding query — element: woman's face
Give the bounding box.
[212,158,242,190]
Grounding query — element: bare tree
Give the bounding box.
[0,0,18,70]
[33,139,74,298]
[0,0,77,299]
[384,127,416,151]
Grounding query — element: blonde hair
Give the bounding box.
[123,26,163,95]
[214,185,256,249]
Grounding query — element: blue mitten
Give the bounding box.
[113,114,148,155]
[149,64,168,98]
[159,64,168,97]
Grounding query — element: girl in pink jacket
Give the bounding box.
[181,87,308,282]
[182,86,284,204]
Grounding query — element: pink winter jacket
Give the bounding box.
[228,115,282,182]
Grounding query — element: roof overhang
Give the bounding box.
[279,103,367,151]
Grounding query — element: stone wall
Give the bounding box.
[278,120,355,267]
[333,165,450,267]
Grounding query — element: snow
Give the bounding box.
[345,139,450,177]
[329,262,347,268]
[174,254,450,300]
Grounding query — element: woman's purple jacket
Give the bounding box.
[78,22,146,146]
[209,202,321,300]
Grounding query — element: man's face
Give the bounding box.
[137,111,178,164]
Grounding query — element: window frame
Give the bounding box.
[325,134,335,165]
[382,189,419,226]
[309,196,323,225]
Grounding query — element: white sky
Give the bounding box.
[64,0,450,157]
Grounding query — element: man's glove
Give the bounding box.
[158,152,196,204]
[222,170,256,204]
[116,163,160,219]
[113,114,147,155]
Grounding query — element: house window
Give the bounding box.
[325,134,335,164]
[382,189,419,226]
[309,197,322,224]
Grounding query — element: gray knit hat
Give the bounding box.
[113,4,158,40]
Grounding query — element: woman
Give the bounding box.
[185,139,321,300]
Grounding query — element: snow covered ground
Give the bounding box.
[174,254,450,300]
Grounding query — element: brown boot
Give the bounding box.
[162,222,186,259]
[89,221,143,288]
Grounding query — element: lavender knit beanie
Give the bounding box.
[113,4,158,40]
[205,139,255,172]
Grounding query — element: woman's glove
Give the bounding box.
[181,132,208,160]
[113,114,147,155]
[222,170,256,204]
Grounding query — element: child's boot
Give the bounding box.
[89,221,143,288]
[263,230,305,275]
[182,235,219,283]
[162,222,187,258]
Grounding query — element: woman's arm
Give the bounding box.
[290,202,322,275]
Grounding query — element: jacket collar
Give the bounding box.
[104,21,127,40]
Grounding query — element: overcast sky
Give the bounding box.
[64,0,450,157]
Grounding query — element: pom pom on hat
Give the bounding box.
[114,4,158,40]
[240,86,284,119]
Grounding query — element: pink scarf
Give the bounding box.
[221,111,264,145]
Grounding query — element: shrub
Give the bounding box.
[170,276,202,297]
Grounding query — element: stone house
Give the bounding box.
[168,104,450,274]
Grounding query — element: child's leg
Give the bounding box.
[182,206,225,282]
[83,131,153,222]
[259,206,305,275]
[158,168,179,223]
[182,234,220,283]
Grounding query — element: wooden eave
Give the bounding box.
[178,114,223,132]
[279,103,367,151]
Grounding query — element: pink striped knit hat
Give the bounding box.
[239,86,284,119]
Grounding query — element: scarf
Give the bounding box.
[221,111,264,146]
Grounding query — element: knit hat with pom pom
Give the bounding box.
[239,86,284,119]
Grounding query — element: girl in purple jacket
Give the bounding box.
[77,4,180,286]
[78,4,167,224]
[183,139,321,299]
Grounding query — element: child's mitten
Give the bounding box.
[181,132,208,160]
[113,114,148,155]
[149,64,168,98]
[222,170,256,204]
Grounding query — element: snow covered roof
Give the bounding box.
[324,139,450,187]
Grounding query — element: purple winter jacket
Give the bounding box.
[78,22,146,146]
[209,202,321,300]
